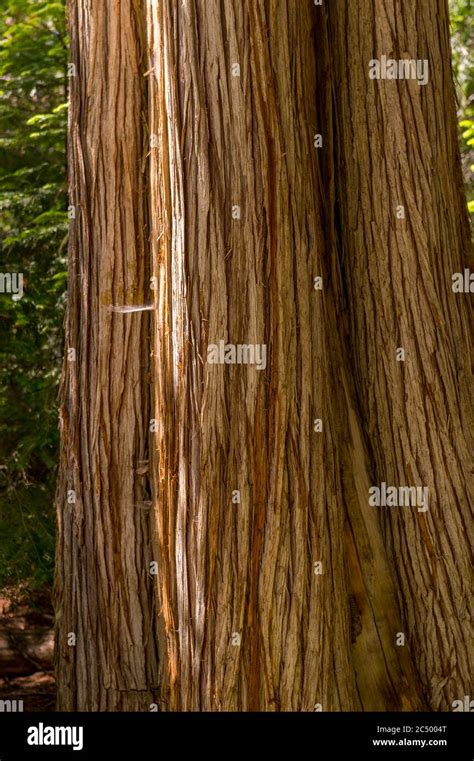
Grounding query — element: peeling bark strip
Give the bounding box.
[54,0,159,711]
[326,0,473,710]
[147,0,356,711]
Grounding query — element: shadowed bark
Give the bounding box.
[326,0,473,710]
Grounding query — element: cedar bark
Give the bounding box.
[147,0,356,711]
[54,0,471,713]
[54,0,160,710]
[326,0,473,710]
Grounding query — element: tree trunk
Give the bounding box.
[147,0,358,712]
[54,0,160,711]
[325,0,473,710]
[55,0,471,712]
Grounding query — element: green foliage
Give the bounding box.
[0,0,67,596]
[449,0,474,213]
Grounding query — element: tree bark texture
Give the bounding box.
[55,0,472,712]
[326,0,473,710]
[147,0,359,712]
[54,0,160,710]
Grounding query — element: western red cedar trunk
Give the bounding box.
[326,0,473,710]
[54,0,160,710]
[310,16,427,712]
[147,0,358,711]
[54,0,470,713]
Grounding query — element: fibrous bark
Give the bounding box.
[326,0,473,710]
[147,0,356,711]
[55,0,159,711]
[55,0,472,713]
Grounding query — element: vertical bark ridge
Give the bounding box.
[55,0,159,711]
[314,15,427,710]
[327,0,473,710]
[148,0,357,711]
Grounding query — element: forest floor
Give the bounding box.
[0,591,55,711]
